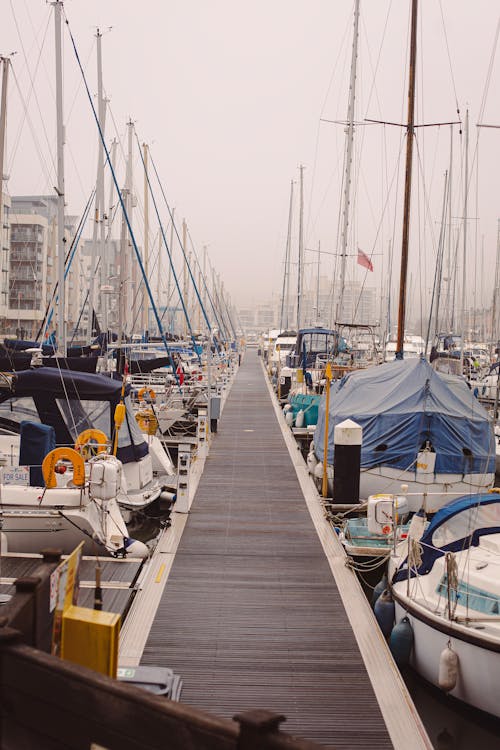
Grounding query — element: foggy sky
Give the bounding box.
[3,1,500,323]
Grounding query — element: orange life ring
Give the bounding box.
[74,429,109,457]
[42,447,85,489]
[138,387,156,401]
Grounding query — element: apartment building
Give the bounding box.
[7,196,82,339]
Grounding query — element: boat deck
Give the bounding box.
[128,351,428,748]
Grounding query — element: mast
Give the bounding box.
[336,0,360,325]
[491,220,500,348]
[316,241,321,321]
[280,179,294,330]
[182,218,188,338]
[53,1,66,355]
[156,230,162,321]
[396,0,418,358]
[167,208,174,332]
[105,137,117,332]
[125,119,134,333]
[87,28,106,344]
[0,56,10,318]
[460,109,469,371]
[444,125,453,331]
[297,164,304,331]
[142,142,149,334]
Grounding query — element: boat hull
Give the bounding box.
[393,595,500,719]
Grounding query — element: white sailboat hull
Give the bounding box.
[359,466,494,512]
[393,596,500,719]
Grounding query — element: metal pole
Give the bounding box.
[491,220,500,349]
[53,1,66,355]
[297,165,304,331]
[182,219,188,338]
[396,0,418,358]
[460,109,469,373]
[337,0,360,325]
[142,142,149,334]
[0,56,9,316]
[167,208,174,332]
[125,120,135,333]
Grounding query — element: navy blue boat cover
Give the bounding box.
[0,369,147,465]
[19,421,56,486]
[315,357,495,475]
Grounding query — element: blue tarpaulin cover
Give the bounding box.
[314,357,495,475]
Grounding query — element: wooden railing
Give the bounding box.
[0,553,323,750]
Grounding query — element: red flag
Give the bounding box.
[357,248,373,272]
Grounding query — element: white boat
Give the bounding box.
[389,493,500,719]
[0,453,148,557]
[0,367,182,555]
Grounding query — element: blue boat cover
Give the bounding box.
[392,493,500,582]
[0,369,147,465]
[315,357,495,475]
[19,420,56,487]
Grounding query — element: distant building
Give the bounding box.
[6,196,83,339]
[4,213,48,338]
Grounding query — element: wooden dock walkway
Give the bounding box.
[137,350,428,748]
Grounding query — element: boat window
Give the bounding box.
[0,397,40,430]
[118,395,146,449]
[436,577,500,615]
[56,399,111,441]
[432,504,500,548]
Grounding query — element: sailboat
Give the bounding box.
[310,0,495,513]
[388,492,500,719]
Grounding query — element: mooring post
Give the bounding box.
[333,418,362,504]
[234,709,286,750]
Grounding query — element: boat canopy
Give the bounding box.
[315,357,495,475]
[0,368,147,465]
[392,493,500,583]
[286,328,347,369]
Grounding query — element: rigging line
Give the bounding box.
[38,188,95,341]
[134,136,202,360]
[361,0,393,121]
[147,150,221,356]
[437,0,461,118]
[305,6,353,240]
[352,132,405,324]
[8,1,57,179]
[69,254,103,347]
[477,13,500,125]
[9,50,55,185]
[63,12,181,391]
[185,229,225,339]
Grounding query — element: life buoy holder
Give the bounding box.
[74,429,109,457]
[138,387,156,401]
[42,447,85,489]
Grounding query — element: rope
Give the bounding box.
[408,537,423,570]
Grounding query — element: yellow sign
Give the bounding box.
[50,541,84,656]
